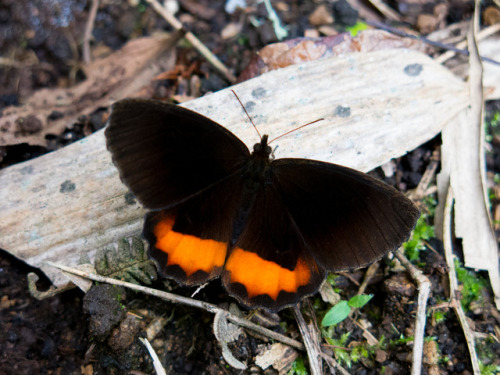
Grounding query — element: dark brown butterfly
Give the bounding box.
[105,98,419,311]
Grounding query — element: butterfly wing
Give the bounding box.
[222,179,326,311]
[144,171,247,285]
[105,98,250,209]
[222,158,419,311]
[270,159,420,270]
[106,99,250,285]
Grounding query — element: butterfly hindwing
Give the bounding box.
[144,172,246,285]
[223,177,326,310]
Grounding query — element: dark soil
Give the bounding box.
[1,1,500,374]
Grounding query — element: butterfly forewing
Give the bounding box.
[270,159,420,271]
[105,99,250,209]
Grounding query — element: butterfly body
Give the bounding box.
[106,98,420,311]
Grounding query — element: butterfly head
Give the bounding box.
[252,134,273,160]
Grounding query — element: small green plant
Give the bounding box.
[345,21,368,36]
[476,336,500,375]
[323,332,371,368]
[479,362,500,375]
[349,344,369,363]
[454,259,487,311]
[390,334,414,346]
[289,357,308,375]
[403,195,436,261]
[432,309,447,325]
[325,332,353,367]
[404,214,435,261]
[485,111,500,143]
[322,294,373,327]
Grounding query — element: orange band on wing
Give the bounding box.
[153,216,227,277]
[225,248,311,299]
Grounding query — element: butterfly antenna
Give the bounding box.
[231,90,262,140]
[268,118,324,144]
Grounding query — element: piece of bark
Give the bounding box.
[0,49,469,287]
[479,37,500,100]
[436,19,500,309]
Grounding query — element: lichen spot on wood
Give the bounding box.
[403,63,423,77]
[334,105,351,118]
[251,87,266,98]
[124,192,136,205]
[60,180,76,193]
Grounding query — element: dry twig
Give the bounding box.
[139,337,167,375]
[394,250,431,375]
[83,0,99,64]
[145,0,236,82]
[46,261,305,351]
[357,261,379,295]
[442,186,481,374]
[435,23,500,64]
[366,0,402,22]
[292,305,323,375]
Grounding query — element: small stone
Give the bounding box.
[309,5,334,26]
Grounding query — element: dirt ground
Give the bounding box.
[1,0,500,374]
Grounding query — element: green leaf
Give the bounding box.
[348,294,373,309]
[345,21,368,37]
[322,300,351,327]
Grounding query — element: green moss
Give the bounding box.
[454,259,487,311]
[404,213,435,262]
[289,357,308,375]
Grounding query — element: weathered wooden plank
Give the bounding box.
[0,49,469,287]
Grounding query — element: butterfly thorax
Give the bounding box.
[246,134,273,184]
[230,135,273,244]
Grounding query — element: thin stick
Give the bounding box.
[46,261,305,351]
[394,250,431,375]
[356,261,379,295]
[83,0,99,64]
[321,352,351,375]
[145,0,236,82]
[292,305,323,375]
[366,0,402,22]
[139,337,167,375]
[410,150,440,201]
[439,7,484,373]
[442,186,481,374]
[366,20,500,66]
[436,23,500,64]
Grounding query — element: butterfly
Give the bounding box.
[105,98,420,311]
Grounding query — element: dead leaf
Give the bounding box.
[237,29,427,82]
[0,32,181,147]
